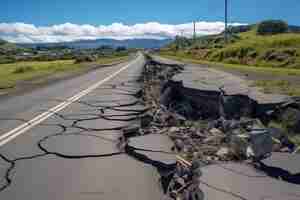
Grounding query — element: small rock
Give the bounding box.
[203,135,224,144]
[268,127,284,139]
[272,143,282,152]
[216,147,230,157]
[206,156,212,161]
[193,131,205,138]
[192,152,201,159]
[230,135,248,158]
[249,129,273,159]
[174,139,184,151]
[169,126,180,133]
[281,107,300,133]
[122,125,140,138]
[190,127,197,132]
[209,128,223,135]
[140,114,153,128]
[174,176,185,186]
[183,144,194,154]
[280,147,292,153]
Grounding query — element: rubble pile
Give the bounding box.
[125,55,300,200]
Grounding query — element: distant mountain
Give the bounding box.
[289,25,300,33]
[19,38,173,49]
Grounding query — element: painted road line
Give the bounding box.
[0,54,141,147]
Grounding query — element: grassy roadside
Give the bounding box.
[159,52,300,75]
[269,121,300,147]
[159,53,300,96]
[0,55,129,90]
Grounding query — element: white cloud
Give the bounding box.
[0,21,246,43]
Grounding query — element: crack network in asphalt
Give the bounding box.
[0,81,155,193]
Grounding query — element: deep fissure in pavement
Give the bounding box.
[0,56,300,200]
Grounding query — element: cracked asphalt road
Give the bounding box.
[153,55,290,104]
[0,53,175,200]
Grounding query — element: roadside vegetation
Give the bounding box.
[268,121,300,146]
[0,53,130,90]
[159,20,300,96]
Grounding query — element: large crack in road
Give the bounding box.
[0,55,300,200]
[0,55,178,200]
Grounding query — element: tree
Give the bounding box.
[257,20,288,35]
[116,46,127,52]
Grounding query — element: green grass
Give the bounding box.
[0,55,129,89]
[238,30,300,48]
[269,121,300,148]
[164,26,300,69]
[290,135,300,148]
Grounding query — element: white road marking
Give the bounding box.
[0,55,141,147]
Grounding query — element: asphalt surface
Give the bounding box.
[153,55,290,104]
[153,55,300,200]
[0,53,175,200]
[1,53,300,200]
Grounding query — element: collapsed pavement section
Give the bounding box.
[119,54,300,200]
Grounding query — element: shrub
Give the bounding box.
[34,55,56,62]
[13,66,34,74]
[0,56,16,64]
[75,55,96,63]
[115,46,127,52]
[257,20,288,35]
[227,25,252,34]
[0,40,7,45]
[225,58,240,64]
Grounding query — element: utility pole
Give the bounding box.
[224,0,228,43]
[180,29,184,37]
[193,21,196,41]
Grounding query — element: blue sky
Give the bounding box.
[1,0,299,25]
[0,0,299,43]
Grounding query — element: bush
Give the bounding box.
[225,58,240,64]
[13,66,34,74]
[116,46,127,52]
[75,55,97,63]
[0,56,16,64]
[34,55,56,62]
[257,20,288,35]
[0,40,7,45]
[227,25,252,34]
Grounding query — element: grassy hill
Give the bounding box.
[159,20,300,97]
[0,39,28,63]
[0,39,19,51]
[161,21,300,69]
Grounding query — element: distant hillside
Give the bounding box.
[161,20,300,69]
[19,38,173,49]
[0,39,19,52]
[0,39,28,64]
